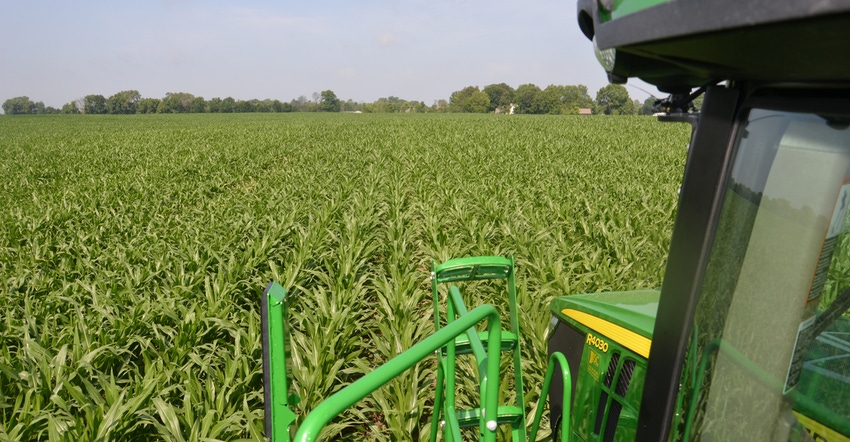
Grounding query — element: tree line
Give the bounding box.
[2,83,658,116]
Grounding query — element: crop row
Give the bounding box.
[0,113,689,440]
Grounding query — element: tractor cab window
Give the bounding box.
[682,106,850,441]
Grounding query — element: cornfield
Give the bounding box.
[0,113,690,441]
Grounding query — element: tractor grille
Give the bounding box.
[606,359,636,442]
[617,360,636,396]
[594,353,620,434]
[595,352,637,442]
[604,353,620,387]
[605,402,623,442]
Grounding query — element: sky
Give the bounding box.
[0,0,657,111]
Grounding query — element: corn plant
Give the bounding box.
[0,113,688,440]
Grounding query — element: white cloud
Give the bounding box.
[374,28,397,47]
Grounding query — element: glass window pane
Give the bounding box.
[683,108,850,441]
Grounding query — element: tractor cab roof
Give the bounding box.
[578,0,850,92]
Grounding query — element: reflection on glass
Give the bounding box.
[682,109,850,440]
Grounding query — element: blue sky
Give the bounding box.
[0,0,654,109]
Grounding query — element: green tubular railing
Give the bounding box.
[262,282,299,442]
[445,286,492,437]
[430,255,528,441]
[264,280,574,441]
[292,302,503,442]
[529,351,572,442]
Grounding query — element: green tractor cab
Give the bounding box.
[261,1,850,440]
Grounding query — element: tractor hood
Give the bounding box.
[550,289,660,340]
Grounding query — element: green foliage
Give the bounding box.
[158,92,196,114]
[107,90,141,115]
[83,95,108,115]
[538,85,594,115]
[449,86,491,113]
[2,96,35,115]
[0,113,688,440]
[61,101,81,114]
[639,97,657,115]
[514,84,544,114]
[2,96,55,115]
[483,83,515,113]
[136,98,161,114]
[361,96,428,113]
[3,82,614,116]
[191,97,206,113]
[595,84,636,115]
[319,90,341,112]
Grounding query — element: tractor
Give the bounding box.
[261,1,850,440]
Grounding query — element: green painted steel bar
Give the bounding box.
[529,351,572,442]
[293,304,502,442]
[448,286,490,436]
[448,286,487,362]
[444,286,460,436]
[262,281,297,442]
[429,360,445,442]
[505,255,527,441]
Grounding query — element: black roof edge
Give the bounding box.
[595,0,850,50]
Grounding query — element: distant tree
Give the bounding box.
[594,84,635,115]
[432,99,449,112]
[367,97,395,113]
[483,83,515,112]
[221,97,235,113]
[253,99,270,112]
[319,90,341,112]
[639,97,657,115]
[292,96,308,112]
[137,98,160,114]
[514,83,544,114]
[340,99,357,112]
[207,97,221,113]
[3,96,35,114]
[561,85,594,113]
[233,99,251,113]
[84,94,108,114]
[61,101,80,114]
[449,86,490,113]
[191,96,206,113]
[273,100,293,112]
[158,92,195,113]
[32,101,47,114]
[411,100,430,113]
[541,85,567,114]
[107,90,141,114]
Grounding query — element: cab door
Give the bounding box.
[639,87,850,441]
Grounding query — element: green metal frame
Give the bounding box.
[262,258,573,441]
[293,302,504,442]
[530,352,573,441]
[261,282,299,442]
[430,255,527,440]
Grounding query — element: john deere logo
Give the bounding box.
[586,333,609,352]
